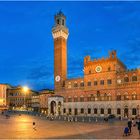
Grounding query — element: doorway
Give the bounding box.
[124,108,128,118]
[50,101,56,115]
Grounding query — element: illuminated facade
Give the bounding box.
[39,89,54,114]
[7,86,36,111]
[49,11,140,118]
[0,84,11,110]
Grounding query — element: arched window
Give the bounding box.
[132,76,137,81]
[108,67,111,71]
[80,82,84,87]
[94,108,97,114]
[104,93,107,101]
[97,91,100,101]
[132,93,137,100]
[89,70,92,74]
[87,96,91,101]
[107,94,112,101]
[87,81,91,86]
[57,19,60,24]
[100,108,104,114]
[88,108,91,114]
[74,96,78,102]
[68,97,72,102]
[62,19,65,25]
[74,82,78,87]
[63,108,66,113]
[116,93,121,101]
[108,108,111,114]
[124,77,129,82]
[132,108,137,115]
[124,93,129,100]
[107,79,112,85]
[101,94,104,101]
[69,108,72,115]
[117,108,121,115]
[91,94,95,101]
[81,108,84,114]
[94,81,98,86]
[80,96,84,102]
[74,108,78,115]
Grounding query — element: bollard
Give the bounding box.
[82,117,84,122]
[59,116,61,120]
[89,117,91,122]
[71,117,73,122]
[75,117,77,122]
[96,118,98,122]
[64,116,66,121]
[68,117,70,122]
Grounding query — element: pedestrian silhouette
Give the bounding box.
[33,122,36,131]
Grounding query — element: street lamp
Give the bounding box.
[23,86,29,110]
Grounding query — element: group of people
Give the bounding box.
[124,118,140,136]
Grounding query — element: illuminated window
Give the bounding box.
[124,94,129,100]
[132,93,137,100]
[107,95,112,101]
[101,95,104,101]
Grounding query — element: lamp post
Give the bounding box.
[23,86,29,110]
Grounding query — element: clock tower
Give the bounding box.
[52,11,69,91]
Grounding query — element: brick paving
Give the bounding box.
[0,113,139,139]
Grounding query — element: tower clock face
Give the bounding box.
[55,75,61,82]
[95,66,102,73]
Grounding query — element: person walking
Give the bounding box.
[137,119,140,136]
[127,119,132,133]
[32,122,36,131]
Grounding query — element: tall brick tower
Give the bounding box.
[52,11,69,91]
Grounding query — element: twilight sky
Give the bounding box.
[0,1,140,90]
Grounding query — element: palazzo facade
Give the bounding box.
[48,11,140,118]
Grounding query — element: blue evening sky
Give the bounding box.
[0,1,140,90]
